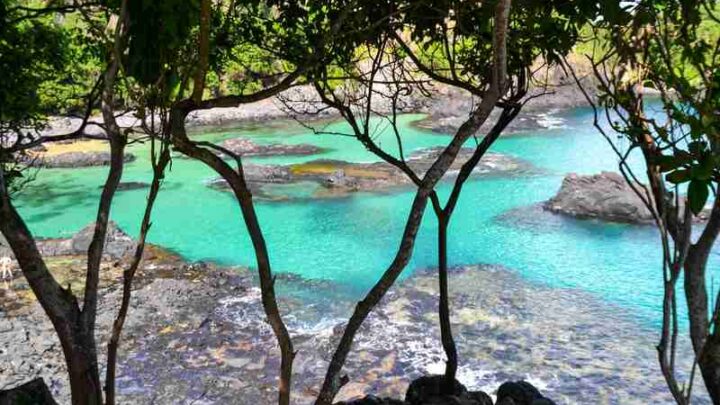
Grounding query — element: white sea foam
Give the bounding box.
[536,109,567,129]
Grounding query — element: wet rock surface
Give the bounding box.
[34,151,136,168]
[220,137,324,157]
[210,147,528,200]
[544,172,655,223]
[1,261,707,404]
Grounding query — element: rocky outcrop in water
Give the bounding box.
[544,172,655,223]
[210,147,526,200]
[545,172,713,224]
[220,137,324,157]
[0,221,134,260]
[36,151,136,168]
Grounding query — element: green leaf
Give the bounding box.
[688,179,709,215]
[666,169,691,184]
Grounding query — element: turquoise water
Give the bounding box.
[16,109,719,328]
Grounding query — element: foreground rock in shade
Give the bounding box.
[404,375,493,405]
[210,147,527,200]
[34,151,136,168]
[341,376,554,405]
[544,172,655,223]
[0,378,57,405]
[220,137,324,157]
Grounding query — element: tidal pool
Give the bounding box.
[16,108,719,333]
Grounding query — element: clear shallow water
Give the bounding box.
[16,109,720,329]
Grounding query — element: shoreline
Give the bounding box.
[0,231,705,404]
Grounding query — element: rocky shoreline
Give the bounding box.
[34,67,594,141]
[0,221,706,404]
[209,147,528,200]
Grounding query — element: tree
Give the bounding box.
[295,0,599,402]
[1,2,172,403]
[570,0,720,402]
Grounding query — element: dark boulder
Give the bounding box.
[336,395,406,405]
[466,391,493,405]
[496,381,555,405]
[0,378,58,405]
[544,172,654,223]
[406,375,467,405]
[406,375,491,405]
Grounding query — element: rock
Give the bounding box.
[405,375,466,403]
[0,378,58,405]
[70,221,135,258]
[416,62,594,135]
[36,152,136,168]
[530,399,557,405]
[467,391,494,405]
[114,182,150,191]
[220,137,324,157]
[496,381,544,405]
[544,172,654,223]
[335,395,406,405]
[243,164,293,183]
[324,169,359,189]
[211,148,525,200]
[405,375,472,405]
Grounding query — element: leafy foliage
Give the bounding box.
[595,0,719,215]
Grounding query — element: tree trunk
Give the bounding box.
[698,335,720,404]
[437,217,458,394]
[0,189,103,405]
[105,144,170,405]
[686,241,720,403]
[66,333,103,405]
[170,106,295,405]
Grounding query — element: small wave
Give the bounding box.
[536,109,568,129]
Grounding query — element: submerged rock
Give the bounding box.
[544,172,654,223]
[115,181,150,191]
[36,151,136,168]
[220,137,324,157]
